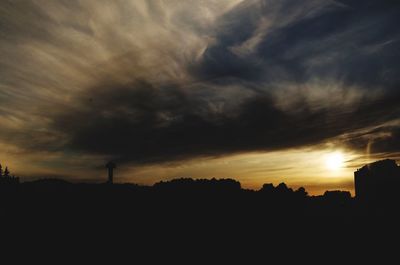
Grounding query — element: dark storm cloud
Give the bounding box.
[1,0,400,166]
[195,0,400,88]
[50,79,400,164]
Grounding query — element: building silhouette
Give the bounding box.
[354,159,400,203]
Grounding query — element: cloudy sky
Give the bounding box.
[1,0,399,194]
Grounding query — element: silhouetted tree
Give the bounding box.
[276,182,293,193]
[295,187,308,197]
[4,167,10,177]
[0,164,3,177]
[260,183,274,193]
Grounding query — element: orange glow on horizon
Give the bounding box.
[115,147,360,195]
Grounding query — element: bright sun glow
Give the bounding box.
[325,152,344,171]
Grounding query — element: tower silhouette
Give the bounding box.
[106,161,116,184]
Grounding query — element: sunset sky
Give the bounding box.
[1,0,399,194]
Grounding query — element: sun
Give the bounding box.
[325,152,344,171]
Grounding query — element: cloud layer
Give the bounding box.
[1,0,400,169]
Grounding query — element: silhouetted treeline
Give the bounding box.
[0,177,357,216]
[0,163,19,184]
[1,176,399,262]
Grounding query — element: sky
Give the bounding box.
[0,0,400,194]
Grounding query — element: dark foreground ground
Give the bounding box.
[0,179,398,262]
